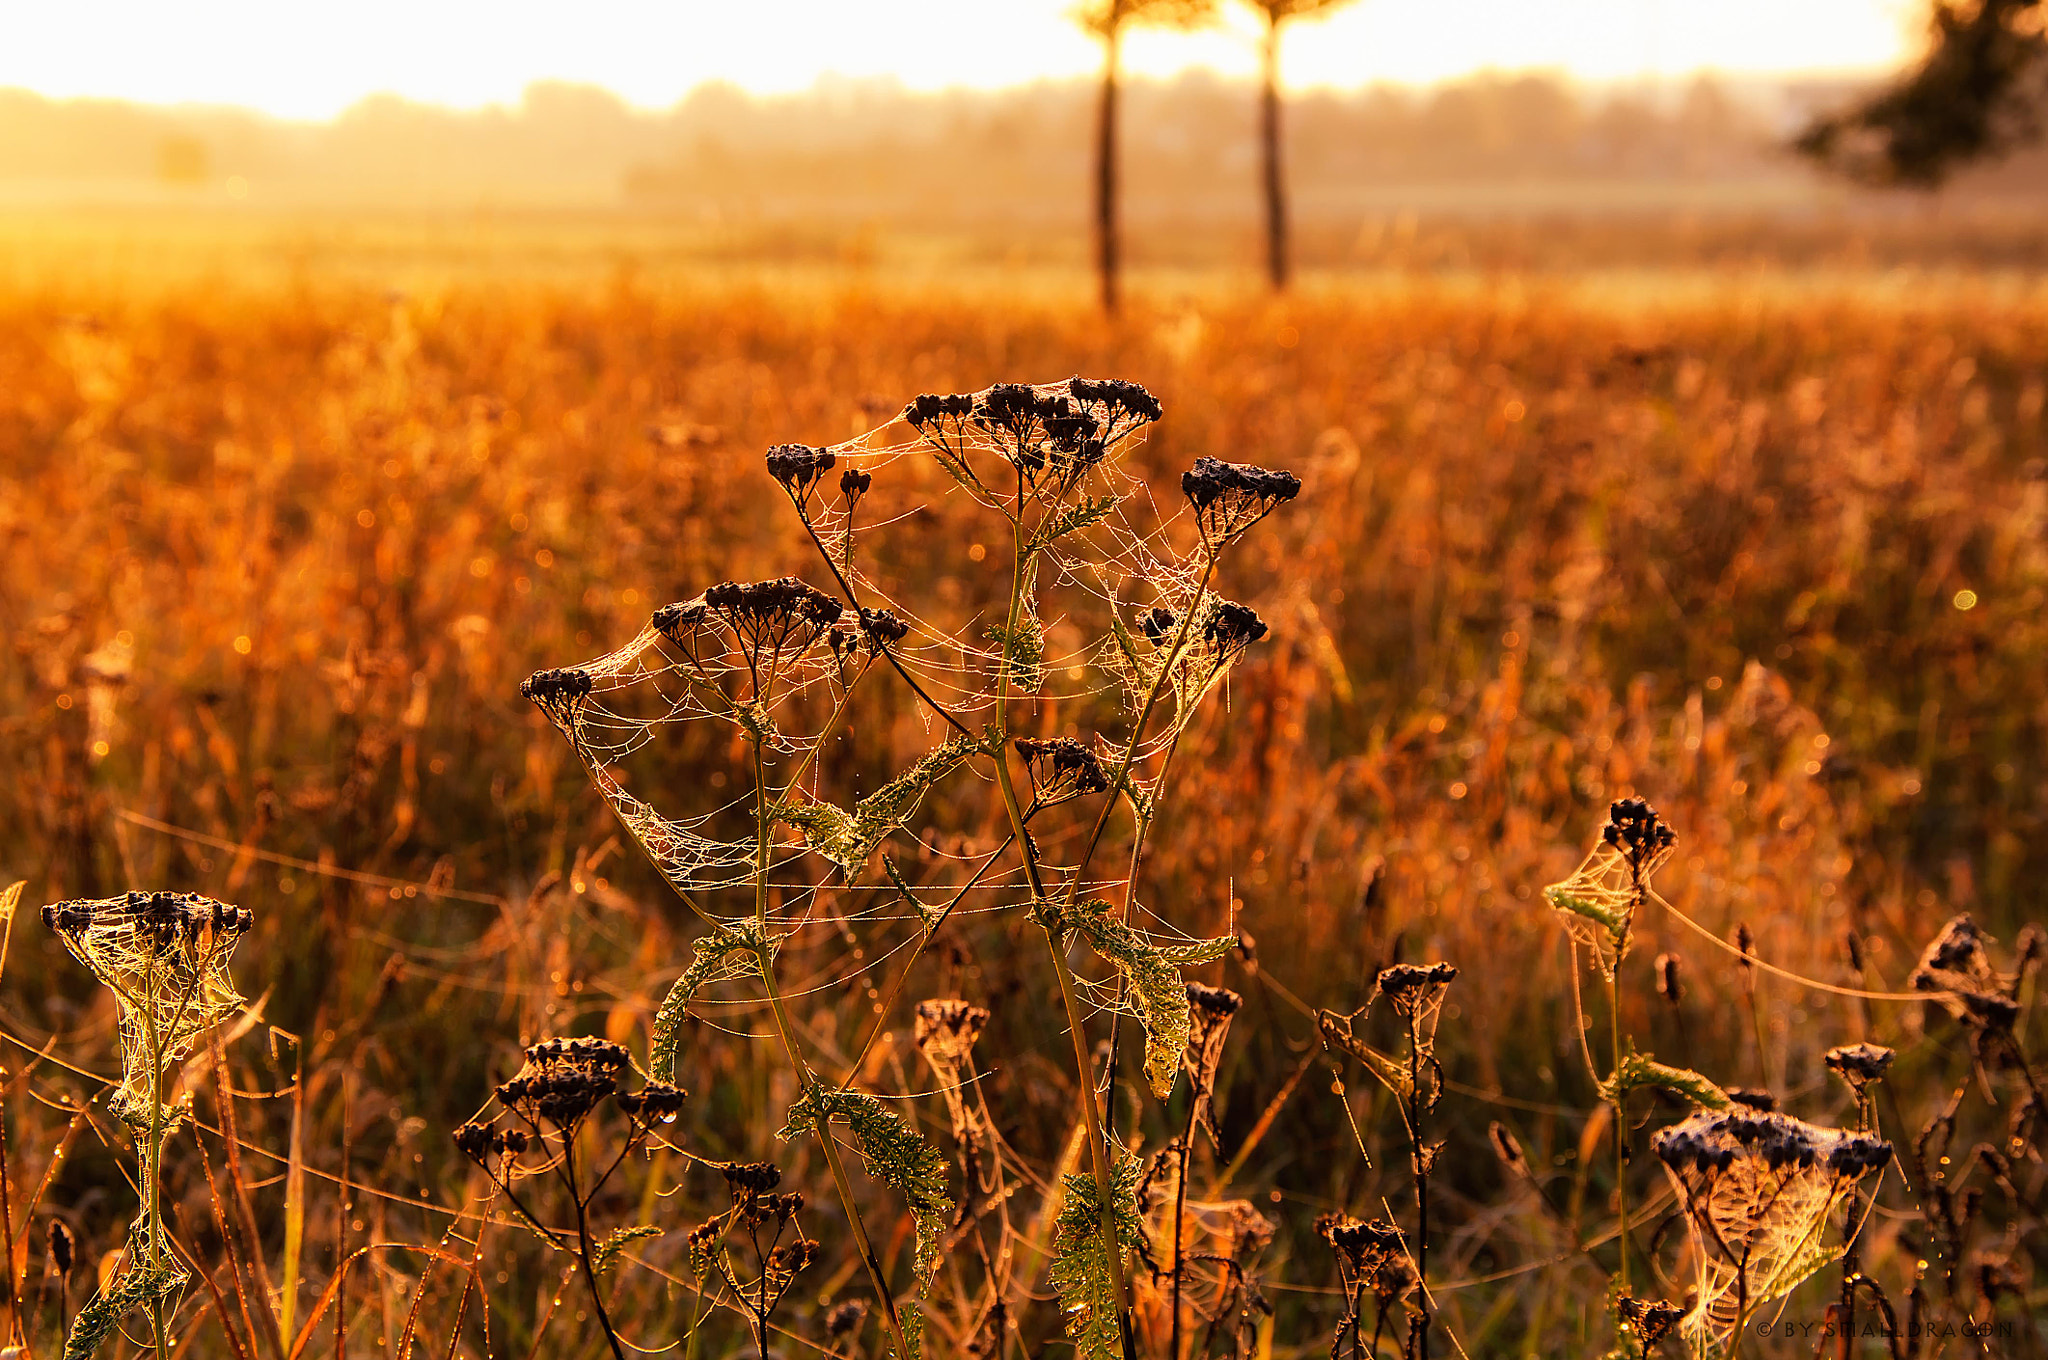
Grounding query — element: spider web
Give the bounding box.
[42,891,252,1128]
[526,377,1285,1024]
[1543,840,1671,978]
[1654,1109,1891,1357]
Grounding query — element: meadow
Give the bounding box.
[0,239,2043,1359]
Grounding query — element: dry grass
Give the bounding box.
[0,255,2044,1356]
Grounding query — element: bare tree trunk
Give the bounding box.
[1260,16,1288,291]
[1095,24,1122,313]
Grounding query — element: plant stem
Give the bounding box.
[1167,1085,1200,1360]
[750,738,914,1360]
[145,972,170,1359]
[990,532,1132,1360]
[1607,971,1631,1295]
[561,1134,628,1360]
[1408,1020,1429,1360]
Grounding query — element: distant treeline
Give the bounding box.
[3,73,2044,218]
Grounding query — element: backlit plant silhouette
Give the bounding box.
[41,891,253,1360]
[522,376,1297,1357]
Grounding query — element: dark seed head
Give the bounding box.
[46,1219,74,1277]
[1655,952,1683,1005]
[765,444,836,496]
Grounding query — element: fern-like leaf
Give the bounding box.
[650,925,770,1083]
[63,1241,185,1360]
[779,734,982,879]
[778,1087,953,1294]
[985,609,1045,696]
[1031,492,1122,549]
[1600,1046,1731,1111]
[1054,899,1233,1098]
[592,1224,662,1277]
[1047,1145,1142,1360]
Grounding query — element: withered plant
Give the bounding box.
[453,1035,684,1360]
[40,891,253,1359]
[520,376,1298,1358]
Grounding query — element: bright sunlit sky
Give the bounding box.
[5,0,1922,120]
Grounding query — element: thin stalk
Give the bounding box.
[1068,549,1218,900]
[1408,1023,1430,1360]
[749,739,913,1360]
[1166,1088,1200,1360]
[989,531,1132,1360]
[1607,972,1631,1294]
[560,1135,628,1360]
[839,838,1013,1087]
[144,973,171,1359]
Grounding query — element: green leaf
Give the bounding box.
[650,925,770,1083]
[63,1240,185,1360]
[1032,492,1121,549]
[896,1301,925,1360]
[778,1087,953,1295]
[1053,899,1233,1099]
[1544,886,1628,933]
[1600,1047,1730,1111]
[592,1225,662,1277]
[777,734,981,879]
[1048,1145,1142,1360]
[985,608,1045,696]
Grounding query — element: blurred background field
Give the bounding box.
[3,2,2048,1352]
[2,237,2045,1352]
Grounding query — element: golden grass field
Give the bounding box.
[0,224,2044,1358]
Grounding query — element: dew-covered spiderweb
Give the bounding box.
[42,890,255,1357]
[42,891,254,1128]
[1653,1109,1892,1356]
[1543,798,1677,978]
[524,378,1294,990]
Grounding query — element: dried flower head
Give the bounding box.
[723,1160,784,1205]
[1183,982,1243,1135]
[1824,1042,1895,1093]
[613,1080,687,1124]
[495,1036,630,1129]
[1016,736,1109,808]
[1202,601,1270,659]
[42,891,254,1127]
[1725,1088,1777,1112]
[907,381,1153,505]
[47,1218,74,1278]
[705,577,846,662]
[914,999,991,1064]
[1181,456,1302,548]
[1373,962,1458,1022]
[1317,1215,1416,1304]
[1656,952,1684,1006]
[824,1298,868,1340]
[857,606,909,650]
[519,666,595,715]
[1616,1296,1685,1349]
[1910,913,2019,1031]
[1653,1108,1892,1350]
[1602,796,1677,867]
[1487,1121,1528,1176]
[765,443,837,509]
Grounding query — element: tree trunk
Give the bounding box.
[1095,24,1122,313]
[1260,16,1288,291]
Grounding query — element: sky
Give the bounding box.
[2,0,1922,120]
